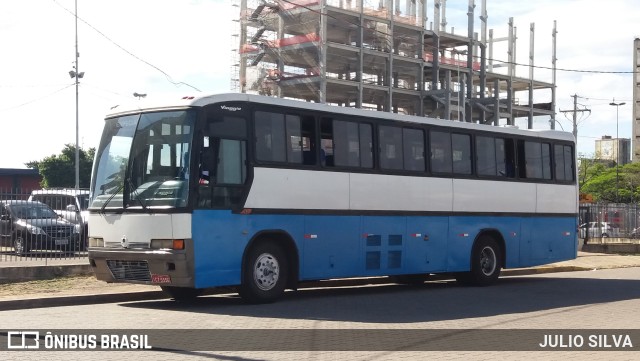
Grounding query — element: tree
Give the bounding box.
[581,168,618,202]
[26,144,95,188]
[580,160,640,203]
[577,154,610,190]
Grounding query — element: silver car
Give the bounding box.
[579,222,620,238]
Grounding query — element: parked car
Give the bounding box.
[578,222,620,238]
[28,189,89,248]
[0,200,82,255]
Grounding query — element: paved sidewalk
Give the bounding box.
[504,251,640,275]
[1,251,639,311]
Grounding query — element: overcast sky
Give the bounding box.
[0,0,636,168]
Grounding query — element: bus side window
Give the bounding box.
[255,111,286,162]
[322,117,372,168]
[320,117,335,167]
[452,133,471,175]
[516,140,527,178]
[503,138,516,178]
[289,114,317,166]
[430,130,452,173]
[255,111,316,165]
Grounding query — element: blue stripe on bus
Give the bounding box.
[191,210,577,288]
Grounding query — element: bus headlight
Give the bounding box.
[89,237,104,247]
[150,239,185,250]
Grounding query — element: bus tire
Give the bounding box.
[456,235,502,286]
[161,286,204,301]
[239,241,288,303]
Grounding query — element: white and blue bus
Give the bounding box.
[88,93,577,303]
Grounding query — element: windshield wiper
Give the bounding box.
[100,183,124,213]
[127,178,149,211]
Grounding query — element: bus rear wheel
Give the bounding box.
[239,241,288,303]
[161,286,204,301]
[456,235,502,286]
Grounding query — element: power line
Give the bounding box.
[577,95,633,102]
[51,0,201,92]
[0,84,74,112]
[81,82,129,98]
[0,83,72,88]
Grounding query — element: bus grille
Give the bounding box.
[106,260,151,282]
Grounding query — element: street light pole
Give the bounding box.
[74,0,79,190]
[610,100,626,203]
[71,0,80,190]
[68,0,85,190]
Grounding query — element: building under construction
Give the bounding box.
[232,0,558,129]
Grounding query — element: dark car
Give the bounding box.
[28,189,89,248]
[0,200,81,255]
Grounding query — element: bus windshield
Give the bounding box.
[90,109,196,210]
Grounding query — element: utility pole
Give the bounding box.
[559,94,591,140]
[74,0,79,190]
[68,0,84,190]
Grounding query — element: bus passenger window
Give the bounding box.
[522,140,547,179]
[403,128,425,171]
[286,115,302,164]
[320,118,335,167]
[321,118,372,168]
[255,111,286,162]
[555,144,575,182]
[255,111,316,165]
[477,136,497,176]
[452,133,471,175]
[477,136,513,178]
[541,143,552,180]
[291,115,316,166]
[503,139,516,178]
[430,131,452,173]
[379,126,403,170]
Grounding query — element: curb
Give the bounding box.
[501,266,592,276]
[0,291,167,312]
[0,264,605,311]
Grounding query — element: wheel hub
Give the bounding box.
[480,246,496,276]
[254,253,279,291]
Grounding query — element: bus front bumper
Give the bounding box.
[88,248,195,288]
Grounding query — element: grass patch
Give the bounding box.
[0,275,99,297]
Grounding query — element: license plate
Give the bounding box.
[151,274,171,284]
[55,239,69,245]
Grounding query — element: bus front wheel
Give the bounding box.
[240,241,288,303]
[456,236,502,286]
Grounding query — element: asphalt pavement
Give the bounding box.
[1,250,640,311]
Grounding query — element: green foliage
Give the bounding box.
[25,144,95,188]
[580,159,640,203]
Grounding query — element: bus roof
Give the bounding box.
[106,93,575,142]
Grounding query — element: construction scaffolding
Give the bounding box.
[233,0,557,129]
